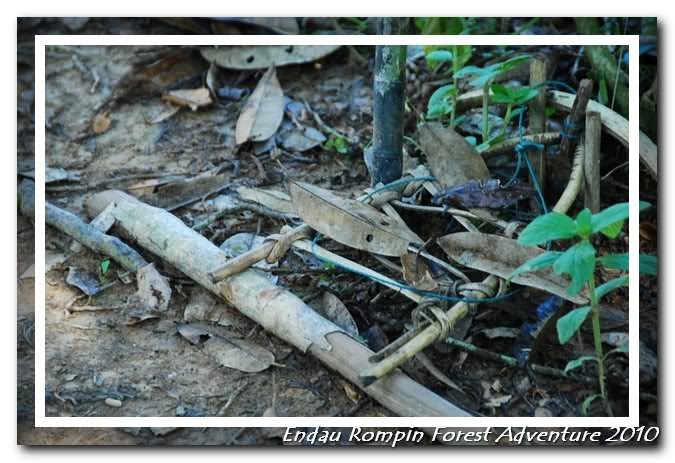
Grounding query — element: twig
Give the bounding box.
[601,160,629,181]
[191,201,296,231]
[552,144,585,214]
[583,111,602,212]
[558,79,593,160]
[46,172,189,193]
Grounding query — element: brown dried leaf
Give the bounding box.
[205,61,219,98]
[288,180,423,257]
[438,232,587,304]
[126,263,172,313]
[308,292,358,337]
[147,103,181,124]
[92,112,112,134]
[418,122,491,188]
[236,186,296,214]
[201,45,340,70]
[400,252,438,291]
[161,88,212,111]
[235,66,284,144]
[176,323,276,373]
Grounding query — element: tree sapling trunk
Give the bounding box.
[367,18,407,186]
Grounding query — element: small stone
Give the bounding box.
[105,398,122,408]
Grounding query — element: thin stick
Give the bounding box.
[480,132,561,158]
[583,111,602,212]
[552,144,585,214]
[558,79,593,160]
[528,55,548,201]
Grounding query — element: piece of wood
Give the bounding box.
[553,145,585,214]
[20,180,147,272]
[558,79,593,160]
[85,190,470,417]
[456,89,658,179]
[528,55,548,199]
[584,111,602,212]
[360,275,500,385]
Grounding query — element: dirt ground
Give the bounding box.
[17,18,658,445]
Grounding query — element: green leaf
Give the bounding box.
[426,50,453,69]
[600,220,624,239]
[493,55,531,74]
[598,253,628,271]
[582,394,603,416]
[490,83,511,103]
[575,208,592,237]
[564,356,598,374]
[457,55,531,88]
[100,259,110,276]
[509,251,562,279]
[545,106,557,118]
[426,84,458,119]
[518,212,578,246]
[557,306,591,344]
[640,254,657,276]
[451,45,473,71]
[553,241,596,295]
[591,203,629,234]
[595,275,629,299]
[510,86,539,106]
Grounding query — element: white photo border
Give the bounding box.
[34,33,641,428]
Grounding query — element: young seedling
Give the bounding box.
[455,55,531,141]
[489,83,539,136]
[425,45,473,126]
[510,201,656,415]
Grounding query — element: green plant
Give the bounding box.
[511,201,656,414]
[323,135,350,154]
[455,54,531,141]
[490,83,539,135]
[424,45,472,126]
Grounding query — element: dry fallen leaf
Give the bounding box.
[418,122,491,188]
[400,252,438,291]
[288,180,423,256]
[92,112,112,134]
[438,232,587,304]
[308,292,359,337]
[161,88,212,111]
[201,45,340,70]
[125,263,172,313]
[148,103,182,124]
[236,186,297,214]
[177,323,276,373]
[205,61,219,98]
[235,66,284,144]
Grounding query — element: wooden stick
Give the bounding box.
[20,180,147,272]
[553,145,585,214]
[359,275,500,386]
[558,79,593,160]
[528,55,548,200]
[479,132,561,158]
[84,190,470,417]
[208,224,310,282]
[584,111,602,213]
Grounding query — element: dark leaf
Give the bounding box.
[432,179,533,209]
